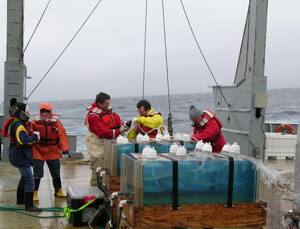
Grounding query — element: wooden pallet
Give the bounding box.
[121,202,266,228]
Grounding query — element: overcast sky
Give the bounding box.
[1,0,299,102]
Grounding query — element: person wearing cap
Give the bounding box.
[31,103,69,202]
[127,99,164,139]
[85,92,128,186]
[189,105,226,153]
[1,99,41,211]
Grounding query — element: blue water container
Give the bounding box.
[121,152,257,206]
[106,140,195,176]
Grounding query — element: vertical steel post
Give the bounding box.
[293,123,300,211]
[3,0,27,161]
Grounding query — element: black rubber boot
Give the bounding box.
[25,192,42,212]
[34,178,41,191]
[16,187,24,205]
[33,178,41,202]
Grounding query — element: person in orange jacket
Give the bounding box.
[31,103,69,201]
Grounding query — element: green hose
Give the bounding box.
[116,208,122,228]
[0,206,65,218]
[0,195,104,220]
[282,197,293,201]
[63,195,101,220]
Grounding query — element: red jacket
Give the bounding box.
[85,102,122,139]
[192,110,226,153]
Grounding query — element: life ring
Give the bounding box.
[275,124,295,135]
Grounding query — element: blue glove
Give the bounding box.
[62,151,71,159]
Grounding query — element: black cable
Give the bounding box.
[23,0,52,54]
[27,0,103,100]
[180,0,230,106]
[142,0,148,99]
[161,0,171,114]
[161,0,173,136]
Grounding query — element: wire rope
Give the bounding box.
[142,0,148,99]
[161,0,173,136]
[23,0,52,54]
[27,0,103,100]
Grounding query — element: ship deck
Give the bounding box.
[0,151,295,229]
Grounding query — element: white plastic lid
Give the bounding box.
[156,133,163,141]
[163,133,171,140]
[143,134,150,142]
[142,146,151,158]
[182,133,190,142]
[174,133,182,140]
[176,146,187,156]
[116,136,129,144]
[146,147,157,159]
[195,140,204,150]
[169,143,179,154]
[222,143,231,153]
[202,142,212,153]
[136,133,144,143]
[230,142,240,154]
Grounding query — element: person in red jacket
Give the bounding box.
[85,92,128,186]
[31,103,69,202]
[189,105,226,153]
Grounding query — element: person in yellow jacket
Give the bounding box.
[31,103,69,202]
[127,100,163,139]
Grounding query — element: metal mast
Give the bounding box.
[212,0,268,159]
[3,0,27,161]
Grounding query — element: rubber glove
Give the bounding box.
[33,131,40,140]
[62,151,71,159]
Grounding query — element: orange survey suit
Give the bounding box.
[31,103,69,161]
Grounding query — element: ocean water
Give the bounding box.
[2,88,300,151]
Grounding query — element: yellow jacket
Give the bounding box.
[127,107,163,139]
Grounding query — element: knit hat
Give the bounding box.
[15,102,26,112]
[189,105,203,120]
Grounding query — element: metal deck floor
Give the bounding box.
[0,154,91,229]
[0,153,295,229]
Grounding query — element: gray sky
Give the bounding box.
[1,0,300,102]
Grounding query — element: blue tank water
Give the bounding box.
[121,153,257,206]
[115,141,195,175]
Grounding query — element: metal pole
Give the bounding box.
[3,0,27,161]
[293,123,300,212]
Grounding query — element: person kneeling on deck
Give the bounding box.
[31,103,70,202]
[127,100,164,139]
[189,105,226,153]
[2,99,41,211]
[85,92,128,186]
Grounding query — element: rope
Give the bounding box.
[23,0,52,54]
[179,0,258,152]
[142,0,148,99]
[27,0,103,100]
[136,125,164,135]
[161,0,173,136]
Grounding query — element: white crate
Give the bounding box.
[265,133,297,159]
